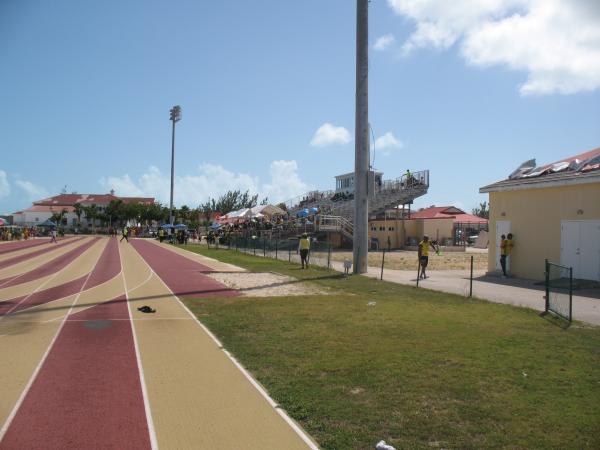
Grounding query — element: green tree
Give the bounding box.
[73,203,84,226]
[472,201,489,219]
[199,190,266,215]
[83,204,99,233]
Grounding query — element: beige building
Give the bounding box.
[480,146,600,281]
[368,206,488,249]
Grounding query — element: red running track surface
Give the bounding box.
[1,238,122,316]
[0,238,53,255]
[0,237,100,288]
[130,239,238,298]
[0,296,152,450]
[0,237,85,270]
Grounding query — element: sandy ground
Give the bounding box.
[206,272,326,297]
[328,249,488,271]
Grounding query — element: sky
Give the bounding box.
[1,0,599,215]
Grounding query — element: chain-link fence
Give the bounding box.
[210,235,336,269]
[545,260,572,322]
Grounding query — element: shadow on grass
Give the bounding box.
[539,311,571,329]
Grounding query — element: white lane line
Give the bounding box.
[0,238,105,443]
[0,237,83,289]
[0,238,102,320]
[40,269,155,324]
[130,239,319,450]
[118,243,159,450]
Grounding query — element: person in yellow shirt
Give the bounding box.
[418,235,438,279]
[298,233,311,269]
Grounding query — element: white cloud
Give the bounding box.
[0,171,9,198]
[15,179,47,199]
[375,132,403,155]
[388,0,600,95]
[310,123,352,147]
[374,34,396,51]
[100,160,309,207]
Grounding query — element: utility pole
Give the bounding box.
[169,105,181,225]
[353,0,369,274]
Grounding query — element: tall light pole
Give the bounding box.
[354,0,369,274]
[169,105,181,225]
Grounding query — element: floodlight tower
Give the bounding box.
[354,0,369,274]
[169,105,182,225]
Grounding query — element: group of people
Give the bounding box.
[1,226,38,241]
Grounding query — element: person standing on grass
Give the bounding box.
[418,235,437,279]
[120,227,129,243]
[299,233,310,269]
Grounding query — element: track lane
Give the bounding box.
[0,239,151,450]
[0,237,92,287]
[1,238,121,316]
[0,239,52,255]
[0,237,99,288]
[0,237,82,269]
[130,239,238,298]
[123,240,313,449]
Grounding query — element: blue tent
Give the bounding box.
[296,209,309,218]
[209,223,221,229]
[38,219,57,228]
[160,224,174,229]
[309,207,319,214]
[174,224,187,230]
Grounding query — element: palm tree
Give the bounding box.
[84,204,99,234]
[73,203,83,227]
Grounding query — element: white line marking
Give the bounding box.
[0,238,100,318]
[130,239,319,450]
[0,238,105,443]
[118,243,159,450]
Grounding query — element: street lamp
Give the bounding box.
[169,105,181,225]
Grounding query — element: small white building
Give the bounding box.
[335,171,383,194]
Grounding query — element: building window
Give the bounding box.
[35,217,39,222]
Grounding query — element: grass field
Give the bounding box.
[181,245,600,450]
[327,249,488,271]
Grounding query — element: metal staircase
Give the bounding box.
[286,171,429,238]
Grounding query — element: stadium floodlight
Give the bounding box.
[170,105,182,122]
[169,105,182,225]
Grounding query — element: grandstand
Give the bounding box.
[284,170,429,239]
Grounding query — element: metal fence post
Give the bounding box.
[380,250,386,280]
[569,266,573,321]
[544,259,549,313]
[416,261,420,287]
[275,240,278,260]
[469,255,473,298]
[327,242,331,269]
[288,245,291,262]
[253,238,256,256]
[263,239,266,257]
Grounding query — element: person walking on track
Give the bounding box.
[120,227,129,243]
[50,228,58,244]
[299,233,310,269]
[418,235,437,279]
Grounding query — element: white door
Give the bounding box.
[561,220,600,281]
[561,221,581,275]
[495,220,511,271]
[580,221,600,281]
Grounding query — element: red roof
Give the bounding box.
[19,205,76,213]
[409,206,488,224]
[33,194,155,206]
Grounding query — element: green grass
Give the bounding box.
[180,244,600,450]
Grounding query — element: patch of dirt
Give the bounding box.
[205,272,326,297]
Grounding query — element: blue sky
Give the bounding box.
[1,0,599,214]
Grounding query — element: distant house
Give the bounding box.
[480,146,600,281]
[12,191,155,227]
[368,205,488,249]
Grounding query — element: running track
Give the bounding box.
[0,237,315,450]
